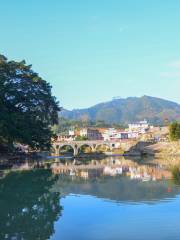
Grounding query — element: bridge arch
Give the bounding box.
[52,140,123,156]
[59,144,75,155]
[78,144,94,154]
[95,143,111,152]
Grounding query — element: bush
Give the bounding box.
[169,122,180,141]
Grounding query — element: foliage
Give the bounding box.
[169,122,180,141]
[52,117,127,135]
[75,135,88,141]
[0,55,60,150]
[172,166,180,185]
[61,96,180,125]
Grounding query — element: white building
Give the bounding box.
[102,128,132,141]
[102,128,118,141]
[80,128,103,140]
[69,129,75,136]
[56,134,75,142]
[128,120,149,134]
[127,131,139,139]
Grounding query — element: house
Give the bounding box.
[127,131,139,139]
[101,128,127,141]
[102,128,117,141]
[56,134,75,142]
[128,120,149,134]
[69,128,75,136]
[80,128,103,140]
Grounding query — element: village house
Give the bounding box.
[56,134,75,142]
[128,120,149,134]
[102,128,138,141]
[80,128,103,140]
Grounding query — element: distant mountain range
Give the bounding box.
[60,96,180,125]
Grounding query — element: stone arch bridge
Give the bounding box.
[52,140,137,157]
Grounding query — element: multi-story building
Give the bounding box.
[128,120,149,134]
[80,128,103,140]
[102,128,117,141]
[109,131,129,140]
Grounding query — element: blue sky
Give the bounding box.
[0,0,180,109]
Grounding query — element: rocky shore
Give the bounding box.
[124,140,179,156]
[143,141,180,157]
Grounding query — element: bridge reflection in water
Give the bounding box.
[1,156,180,240]
[50,156,177,204]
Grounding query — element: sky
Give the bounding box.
[0,0,180,109]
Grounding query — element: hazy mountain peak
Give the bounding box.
[60,96,180,125]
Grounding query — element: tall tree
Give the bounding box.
[169,122,180,141]
[0,55,60,150]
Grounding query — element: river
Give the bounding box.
[0,156,180,240]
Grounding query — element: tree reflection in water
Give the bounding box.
[0,169,62,240]
[172,167,180,185]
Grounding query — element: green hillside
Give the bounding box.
[60,96,180,125]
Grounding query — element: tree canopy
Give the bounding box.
[0,55,60,150]
[169,122,180,141]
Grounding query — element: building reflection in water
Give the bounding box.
[1,156,180,240]
[51,156,172,182]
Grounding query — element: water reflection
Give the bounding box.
[1,156,180,240]
[0,169,62,240]
[51,157,172,182]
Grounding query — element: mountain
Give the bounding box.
[60,96,180,125]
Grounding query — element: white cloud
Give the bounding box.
[160,59,180,78]
[168,60,180,68]
[160,71,180,78]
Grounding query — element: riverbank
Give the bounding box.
[143,141,180,157]
[1,140,180,167]
[123,140,180,157]
[0,152,43,164]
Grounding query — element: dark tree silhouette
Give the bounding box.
[0,169,62,240]
[0,55,60,150]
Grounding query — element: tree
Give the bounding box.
[75,135,88,141]
[172,166,180,185]
[0,169,62,240]
[0,55,60,150]
[169,122,180,141]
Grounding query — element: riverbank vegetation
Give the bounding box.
[52,117,127,135]
[172,166,180,185]
[169,122,180,141]
[0,55,60,152]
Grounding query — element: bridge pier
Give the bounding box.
[73,145,79,157]
[91,144,97,153]
[55,145,59,156]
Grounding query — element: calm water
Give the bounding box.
[1,156,180,240]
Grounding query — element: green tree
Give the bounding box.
[0,169,62,240]
[75,135,88,141]
[0,55,60,150]
[172,166,180,185]
[169,122,180,141]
